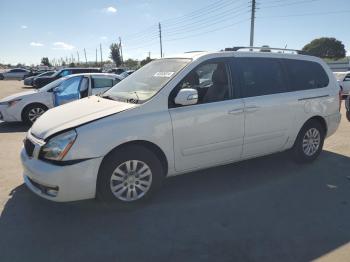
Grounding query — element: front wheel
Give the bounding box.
[97,145,164,204]
[292,120,325,163]
[22,104,47,125]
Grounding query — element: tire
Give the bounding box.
[22,104,48,125]
[0,74,4,80]
[346,111,350,122]
[96,145,164,205]
[292,120,325,164]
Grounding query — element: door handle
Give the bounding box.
[245,106,259,113]
[228,108,244,115]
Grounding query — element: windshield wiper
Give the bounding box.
[101,94,116,101]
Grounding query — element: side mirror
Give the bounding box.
[174,88,198,106]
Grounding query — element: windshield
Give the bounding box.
[38,77,67,92]
[37,71,55,77]
[103,58,191,103]
[334,72,346,81]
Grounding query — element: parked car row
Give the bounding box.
[334,71,350,96]
[24,71,56,86]
[13,48,341,205]
[33,68,102,88]
[0,68,31,80]
[0,73,124,124]
[105,68,136,77]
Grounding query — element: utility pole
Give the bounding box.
[249,0,256,48]
[95,48,98,65]
[148,51,151,58]
[119,37,123,65]
[77,51,80,64]
[83,48,87,64]
[100,43,103,65]
[158,22,163,58]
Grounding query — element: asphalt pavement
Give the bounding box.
[0,80,350,262]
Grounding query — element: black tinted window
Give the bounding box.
[235,58,286,97]
[284,59,329,90]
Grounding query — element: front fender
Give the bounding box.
[64,107,174,173]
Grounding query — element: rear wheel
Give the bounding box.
[97,145,164,204]
[22,104,47,125]
[346,111,350,122]
[0,74,4,80]
[292,120,325,163]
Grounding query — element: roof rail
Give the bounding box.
[184,50,206,53]
[224,46,308,55]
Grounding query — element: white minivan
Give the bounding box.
[21,48,341,204]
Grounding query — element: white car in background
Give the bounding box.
[0,73,123,124]
[334,71,350,96]
[0,68,31,80]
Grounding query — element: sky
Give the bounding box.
[0,0,349,65]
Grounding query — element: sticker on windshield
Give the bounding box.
[154,72,175,77]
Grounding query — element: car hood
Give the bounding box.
[0,90,37,103]
[31,96,138,140]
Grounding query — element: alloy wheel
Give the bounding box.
[28,107,45,123]
[110,160,153,202]
[302,128,321,156]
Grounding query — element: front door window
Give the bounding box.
[54,76,82,106]
[170,62,230,107]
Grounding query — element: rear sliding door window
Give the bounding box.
[235,58,287,98]
[283,59,329,91]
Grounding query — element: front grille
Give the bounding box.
[24,138,35,157]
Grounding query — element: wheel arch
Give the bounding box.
[304,115,328,134]
[21,102,49,122]
[294,115,328,145]
[101,140,169,177]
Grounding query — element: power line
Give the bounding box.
[123,40,159,52]
[124,0,243,41]
[257,9,350,18]
[164,9,250,37]
[124,1,246,43]
[262,0,321,8]
[163,5,250,34]
[164,17,251,42]
[162,0,246,27]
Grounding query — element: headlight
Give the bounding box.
[0,99,22,107]
[40,130,77,161]
[8,99,22,107]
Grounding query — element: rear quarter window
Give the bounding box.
[92,78,115,88]
[283,59,329,91]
